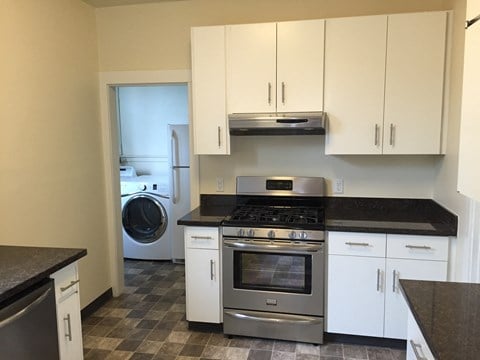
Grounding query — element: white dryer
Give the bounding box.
[121,176,171,260]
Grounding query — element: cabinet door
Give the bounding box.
[276,19,324,112]
[384,259,447,339]
[458,0,480,201]
[191,26,229,155]
[327,255,385,337]
[324,15,387,154]
[407,310,435,360]
[383,12,447,154]
[185,248,221,323]
[226,23,277,113]
[57,293,83,360]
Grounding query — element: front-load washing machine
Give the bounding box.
[121,176,171,260]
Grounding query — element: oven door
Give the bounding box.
[223,238,324,316]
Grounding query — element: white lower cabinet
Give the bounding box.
[50,262,83,360]
[327,232,448,339]
[184,226,222,323]
[328,254,385,337]
[407,310,435,360]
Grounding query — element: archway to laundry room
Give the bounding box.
[99,71,200,297]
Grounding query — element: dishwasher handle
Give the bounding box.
[0,282,52,329]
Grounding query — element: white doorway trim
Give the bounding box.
[98,70,198,296]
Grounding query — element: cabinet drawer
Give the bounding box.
[185,227,219,249]
[407,311,435,360]
[387,235,449,261]
[50,263,79,302]
[328,232,386,257]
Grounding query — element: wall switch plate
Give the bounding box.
[333,178,344,194]
[216,177,224,192]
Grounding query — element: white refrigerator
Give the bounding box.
[168,124,191,262]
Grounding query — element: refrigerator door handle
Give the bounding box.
[171,131,179,204]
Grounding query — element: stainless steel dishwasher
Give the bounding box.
[0,279,59,360]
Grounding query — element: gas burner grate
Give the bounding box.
[228,206,324,226]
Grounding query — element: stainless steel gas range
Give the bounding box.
[222,176,325,344]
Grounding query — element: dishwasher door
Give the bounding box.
[0,279,59,360]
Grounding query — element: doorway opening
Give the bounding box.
[99,70,198,296]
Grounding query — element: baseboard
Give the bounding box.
[324,332,406,349]
[81,288,113,320]
[188,321,223,333]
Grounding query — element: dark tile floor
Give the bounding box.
[82,260,406,360]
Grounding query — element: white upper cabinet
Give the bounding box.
[226,23,277,114]
[276,19,325,112]
[324,15,387,155]
[458,0,480,201]
[191,26,230,155]
[325,11,449,155]
[383,12,447,154]
[226,20,325,114]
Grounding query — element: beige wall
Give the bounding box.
[95,0,451,71]
[434,0,470,281]
[0,0,109,307]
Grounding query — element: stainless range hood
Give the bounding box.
[228,112,327,136]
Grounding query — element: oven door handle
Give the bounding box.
[223,240,323,253]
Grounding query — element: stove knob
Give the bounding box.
[268,230,275,239]
[237,229,245,237]
[300,231,308,240]
[288,231,297,239]
[247,229,255,237]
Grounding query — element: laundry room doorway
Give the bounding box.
[118,84,190,263]
[99,71,199,296]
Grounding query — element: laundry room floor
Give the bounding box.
[82,260,406,360]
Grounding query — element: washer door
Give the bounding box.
[122,194,168,244]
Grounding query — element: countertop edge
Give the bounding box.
[399,280,440,359]
[0,248,87,304]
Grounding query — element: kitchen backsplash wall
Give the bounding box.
[199,136,440,197]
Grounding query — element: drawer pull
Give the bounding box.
[405,245,432,250]
[345,242,370,247]
[191,236,213,240]
[60,280,80,292]
[410,340,428,360]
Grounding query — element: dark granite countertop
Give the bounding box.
[0,246,87,304]
[400,279,480,360]
[177,195,457,237]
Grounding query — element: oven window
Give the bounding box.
[233,251,312,294]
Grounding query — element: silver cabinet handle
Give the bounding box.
[281,82,286,104]
[345,242,370,247]
[210,259,214,280]
[64,313,72,341]
[191,236,213,240]
[60,279,80,292]
[410,340,428,360]
[376,269,381,292]
[217,126,221,148]
[392,270,397,293]
[267,82,272,105]
[389,123,395,146]
[374,124,379,146]
[405,245,432,250]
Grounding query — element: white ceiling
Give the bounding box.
[82,0,184,8]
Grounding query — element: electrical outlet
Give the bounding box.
[333,178,344,194]
[216,177,224,192]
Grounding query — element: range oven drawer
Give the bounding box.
[224,309,323,344]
